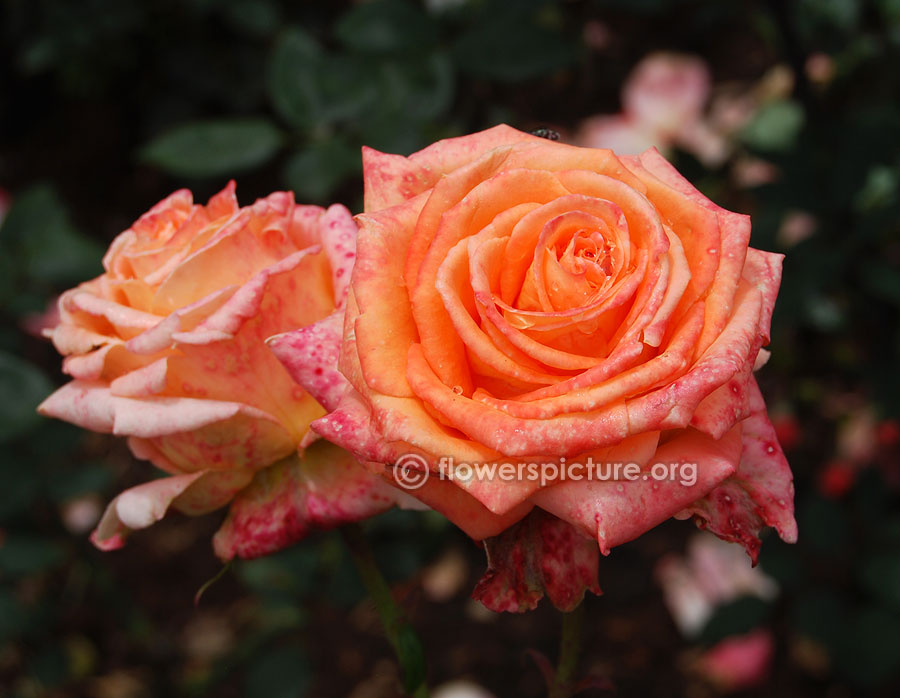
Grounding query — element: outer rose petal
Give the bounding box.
[675,379,797,562]
[268,311,349,413]
[362,124,544,210]
[213,443,398,560]
[532,425,743,554]
[91,469,253,550]
[472,509,601,613]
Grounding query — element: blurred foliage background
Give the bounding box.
[1,0,900,696]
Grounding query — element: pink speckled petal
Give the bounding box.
[472,509,601,612]
[318,204,358,307]
[39,380,296,473]
[213,443,398,560]
[390,471,533,541]
[531,424,743,554]
[91,468,252,550]
[268,310,349,412]
[362,125,544,211]
[675,379,797,562]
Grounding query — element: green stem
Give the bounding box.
[549,603,585,698]
[340,523,429,698]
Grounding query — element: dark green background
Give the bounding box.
[1,0,899,696]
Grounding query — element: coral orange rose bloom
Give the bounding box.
[39,182,402,559]
[281,126,797,612]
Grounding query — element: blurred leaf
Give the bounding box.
[27,643,68,688]
[798,0,861,31]
[316,56,383,125]
[139,118,282,178]
[0,185,103,291]
[0,352,54,443]
[376,51,455,122]
[452,15,578,82]
[244,645,310,698]
[757,537,805,588]
[0,454,40,521]
[0,588,29,643]
[864,264,900,306]
[860,552,900,610]
[802,293,845,331]
[395,623,427,695]
[46,464,112,502]
[798,493,850,553]
[837,607,900,686]
[855,165,898,211]
[268,29,379,130]
[283,138,360,203]
[0,534,65,578]
[335,0,438,54]
[222,0,281,38]
[238,546,320,599]
[698,596,771,646]
[268,28,323,130]
[790,588,847,650]
[741,100,805,152]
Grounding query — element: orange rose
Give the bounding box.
[39,182,401,558]
[279,126,797,611]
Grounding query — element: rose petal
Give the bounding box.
[268,310,349,413]
[675,379,797,561]
[532,424,743,553]
[91,468,252,550]
[213,443,398,560]
[472,509,601,612]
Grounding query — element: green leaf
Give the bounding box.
[268,30,379,130]
[139,118,283,178]
[267,28,322,130]
[375,52,455,122]
[0,352,54,443]
[741,100,805,152]
[0,185,103,290]
[283,139,360,203]
[855,165,898,211]
[335,0,438,54]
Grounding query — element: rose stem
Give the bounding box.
[340,522,429,698]
[549,602,585,698]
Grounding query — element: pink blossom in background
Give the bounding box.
[656,532,778,637]
[577,53,729,167]
[692,628,774,691]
